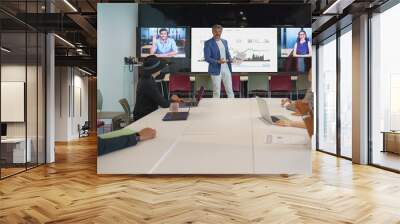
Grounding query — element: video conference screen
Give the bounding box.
[139,27,187,58]
[278,27,312,73]
[137,26,311,73]
[280,28,312,58]
[191,28,278,73]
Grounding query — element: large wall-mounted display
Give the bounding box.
[278,27,312,73]
[191,28,278,73]
[137,4,312,74]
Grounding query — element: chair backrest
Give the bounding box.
[194,75,213,92]
[169,74,191,92]
[119,98,131,113]
[221,74,240,92]
[247,74,269,93]
[296,74,310,91]
[269,75,292,92]
[97,89,103,111]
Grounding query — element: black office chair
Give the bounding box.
[78,121,90,138]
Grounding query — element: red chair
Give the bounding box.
[269,75,292,99]
[222,74,241,97]
[169,74,192,97]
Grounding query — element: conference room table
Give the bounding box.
[97,98,311,175]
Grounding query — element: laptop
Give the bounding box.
[256,97,289,124]
[162,106,191,121]
[180,86,205,108]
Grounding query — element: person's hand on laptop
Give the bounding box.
[275,119,306,129]
[281,98,291,107]
[170,95,183,102]
[291,111,303,116]
[138,128,156,141]
[274,120,292,127]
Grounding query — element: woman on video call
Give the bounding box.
[293,30,312,58]
[292,29,312,72]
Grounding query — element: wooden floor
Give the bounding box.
[1,136,400,224]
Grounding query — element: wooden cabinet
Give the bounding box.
[382,131,400,154]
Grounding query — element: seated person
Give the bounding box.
[275,101,314,137]
[281,69,313,115]
[98,128,156,156]
[133,55,182,121]
[150,28,178,57]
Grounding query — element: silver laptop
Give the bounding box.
[256,97,289,124]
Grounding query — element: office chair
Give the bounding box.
[78,121,90,138]
[97,89,103,112]
[119,98,133,126]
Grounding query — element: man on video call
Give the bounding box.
[150,28,178,57]
[204,24,235,98]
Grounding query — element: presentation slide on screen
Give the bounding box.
[191,28,278,73]
[139,27,187,58]
[280,28,312,58]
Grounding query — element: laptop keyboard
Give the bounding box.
[271,116,280,123]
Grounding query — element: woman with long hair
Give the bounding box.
[293,30,312,57]
[293,29,312,72]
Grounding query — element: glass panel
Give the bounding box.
[317,37,337,154]
[1,31,27,178]
[371,4,400,171]
[339,29,352,158]
[27,31,38,169]
[38,33,45,165]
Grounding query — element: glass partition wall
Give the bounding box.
[0,3,46,179]
[316,26,353,159]
[317,35,337,155]
[370,3,400,171]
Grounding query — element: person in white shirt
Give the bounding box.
[203,24,234,98]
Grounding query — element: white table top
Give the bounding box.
[1,138,29,143]
[98,98,311,175]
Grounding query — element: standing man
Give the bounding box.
[204,24,234,98]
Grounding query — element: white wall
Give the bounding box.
[55,67,89,141]
[97,3,138,112]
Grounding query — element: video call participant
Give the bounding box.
[293,30,312,58]
[150,28,178,57]
[203,24,235,98]
[133,55,182,121]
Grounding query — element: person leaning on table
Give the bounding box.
[133,55,182,121]
[275,101,314,137]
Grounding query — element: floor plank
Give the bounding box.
[1,135,400,224]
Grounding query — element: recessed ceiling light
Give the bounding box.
[54,34,75,48]
[63,0,78,12]
[1,47,11,53]
[78,67,92,76]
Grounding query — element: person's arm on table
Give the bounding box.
[98,128,156,156]
[274,120,306,129]
[144,81,181,108]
